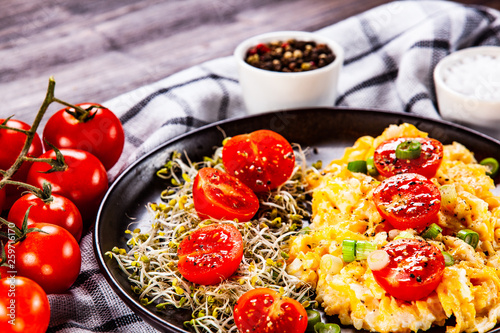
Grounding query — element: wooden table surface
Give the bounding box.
[2,0,499,129]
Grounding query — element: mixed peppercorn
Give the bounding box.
[244,39,336,72]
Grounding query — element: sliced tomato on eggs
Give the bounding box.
[373,137,443,178]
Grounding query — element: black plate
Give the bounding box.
[94,107,500,333]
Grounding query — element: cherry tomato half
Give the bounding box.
[26,148,108,224]
[192,168,259,222]
[371,238,445,301]
[222,129,295,193]
[8,193,83,241]
[7,223,81,294]
[43,103,125,170]
[177,223,243,285]
[0,276,50,333]
[234,287,308,333]
[373,137,443,178]
[0,119,43,209]
[373,173,441,231]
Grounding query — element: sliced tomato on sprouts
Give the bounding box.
[373,137,443,178]
[222,129,295,193]
[371,238,445,301]
[234,288,308,333]
[373,173,441,231]
[177,223,243,285]
[192,167,259,222]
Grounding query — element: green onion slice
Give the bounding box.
[421,223,442,239]
[441,251,455,267]
[306,310,322,332]
[394,231,414,240]
[342,239,357,263]
[366,156,379,177]
[480,157,499,178]
[342,239,377,262]
[355,240,377,260]
[298,226,311,235]
[395,140,422,159]
[347,160,367,174]
[314,322,341,333]
[440,184,457,206]
[367,250,390,271]
[457,229,479,249]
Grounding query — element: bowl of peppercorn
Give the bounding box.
[234,31,344,114]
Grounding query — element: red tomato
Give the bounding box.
[0,186,5,212]
[371,238,445,301]
[373,173,441,231]
[193,168,259,222]
[8,193,83,241]
[222,129,295,193]
[0,263,8,280]
[373,137,443,178]
[177,223,243,285]
[43,103,125,170]
[26,148,108,224]
[0,119,43,209]
[7,223,81,294]
[0,276,50,333]
[234,288,308,333]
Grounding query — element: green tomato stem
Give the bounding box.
[52,96,91,121]
[0,216,23,239]
[1,179,52,201]
[0,123,30,135]
[0,77,56,191]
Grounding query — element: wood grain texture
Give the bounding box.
[1,0,499,128]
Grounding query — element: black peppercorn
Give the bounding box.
[245,39,336,72]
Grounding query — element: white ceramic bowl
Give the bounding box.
[234,31,344,115]
[434,46,500,130]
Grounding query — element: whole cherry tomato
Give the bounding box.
[373,173,441,231]
[371,238,445,301]
[222,129,295,193]
[373,137,443,178]
[193,168,259,222]
[7,223,81,294]
[0,186,5,212]
[177,223,243,285]
[0,266,8,280]
[43,103,125,170]
[234,287,308,333]
[0,119,43,209]
[8,193,83,241]
[26,148,108,224]
[0,276,50,333]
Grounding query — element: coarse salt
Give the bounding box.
[441,53,500,101]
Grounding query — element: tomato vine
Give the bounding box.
[0,77,97,202]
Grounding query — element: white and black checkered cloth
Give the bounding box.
[47,1,500,332]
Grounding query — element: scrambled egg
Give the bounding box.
[287,124,500,333]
